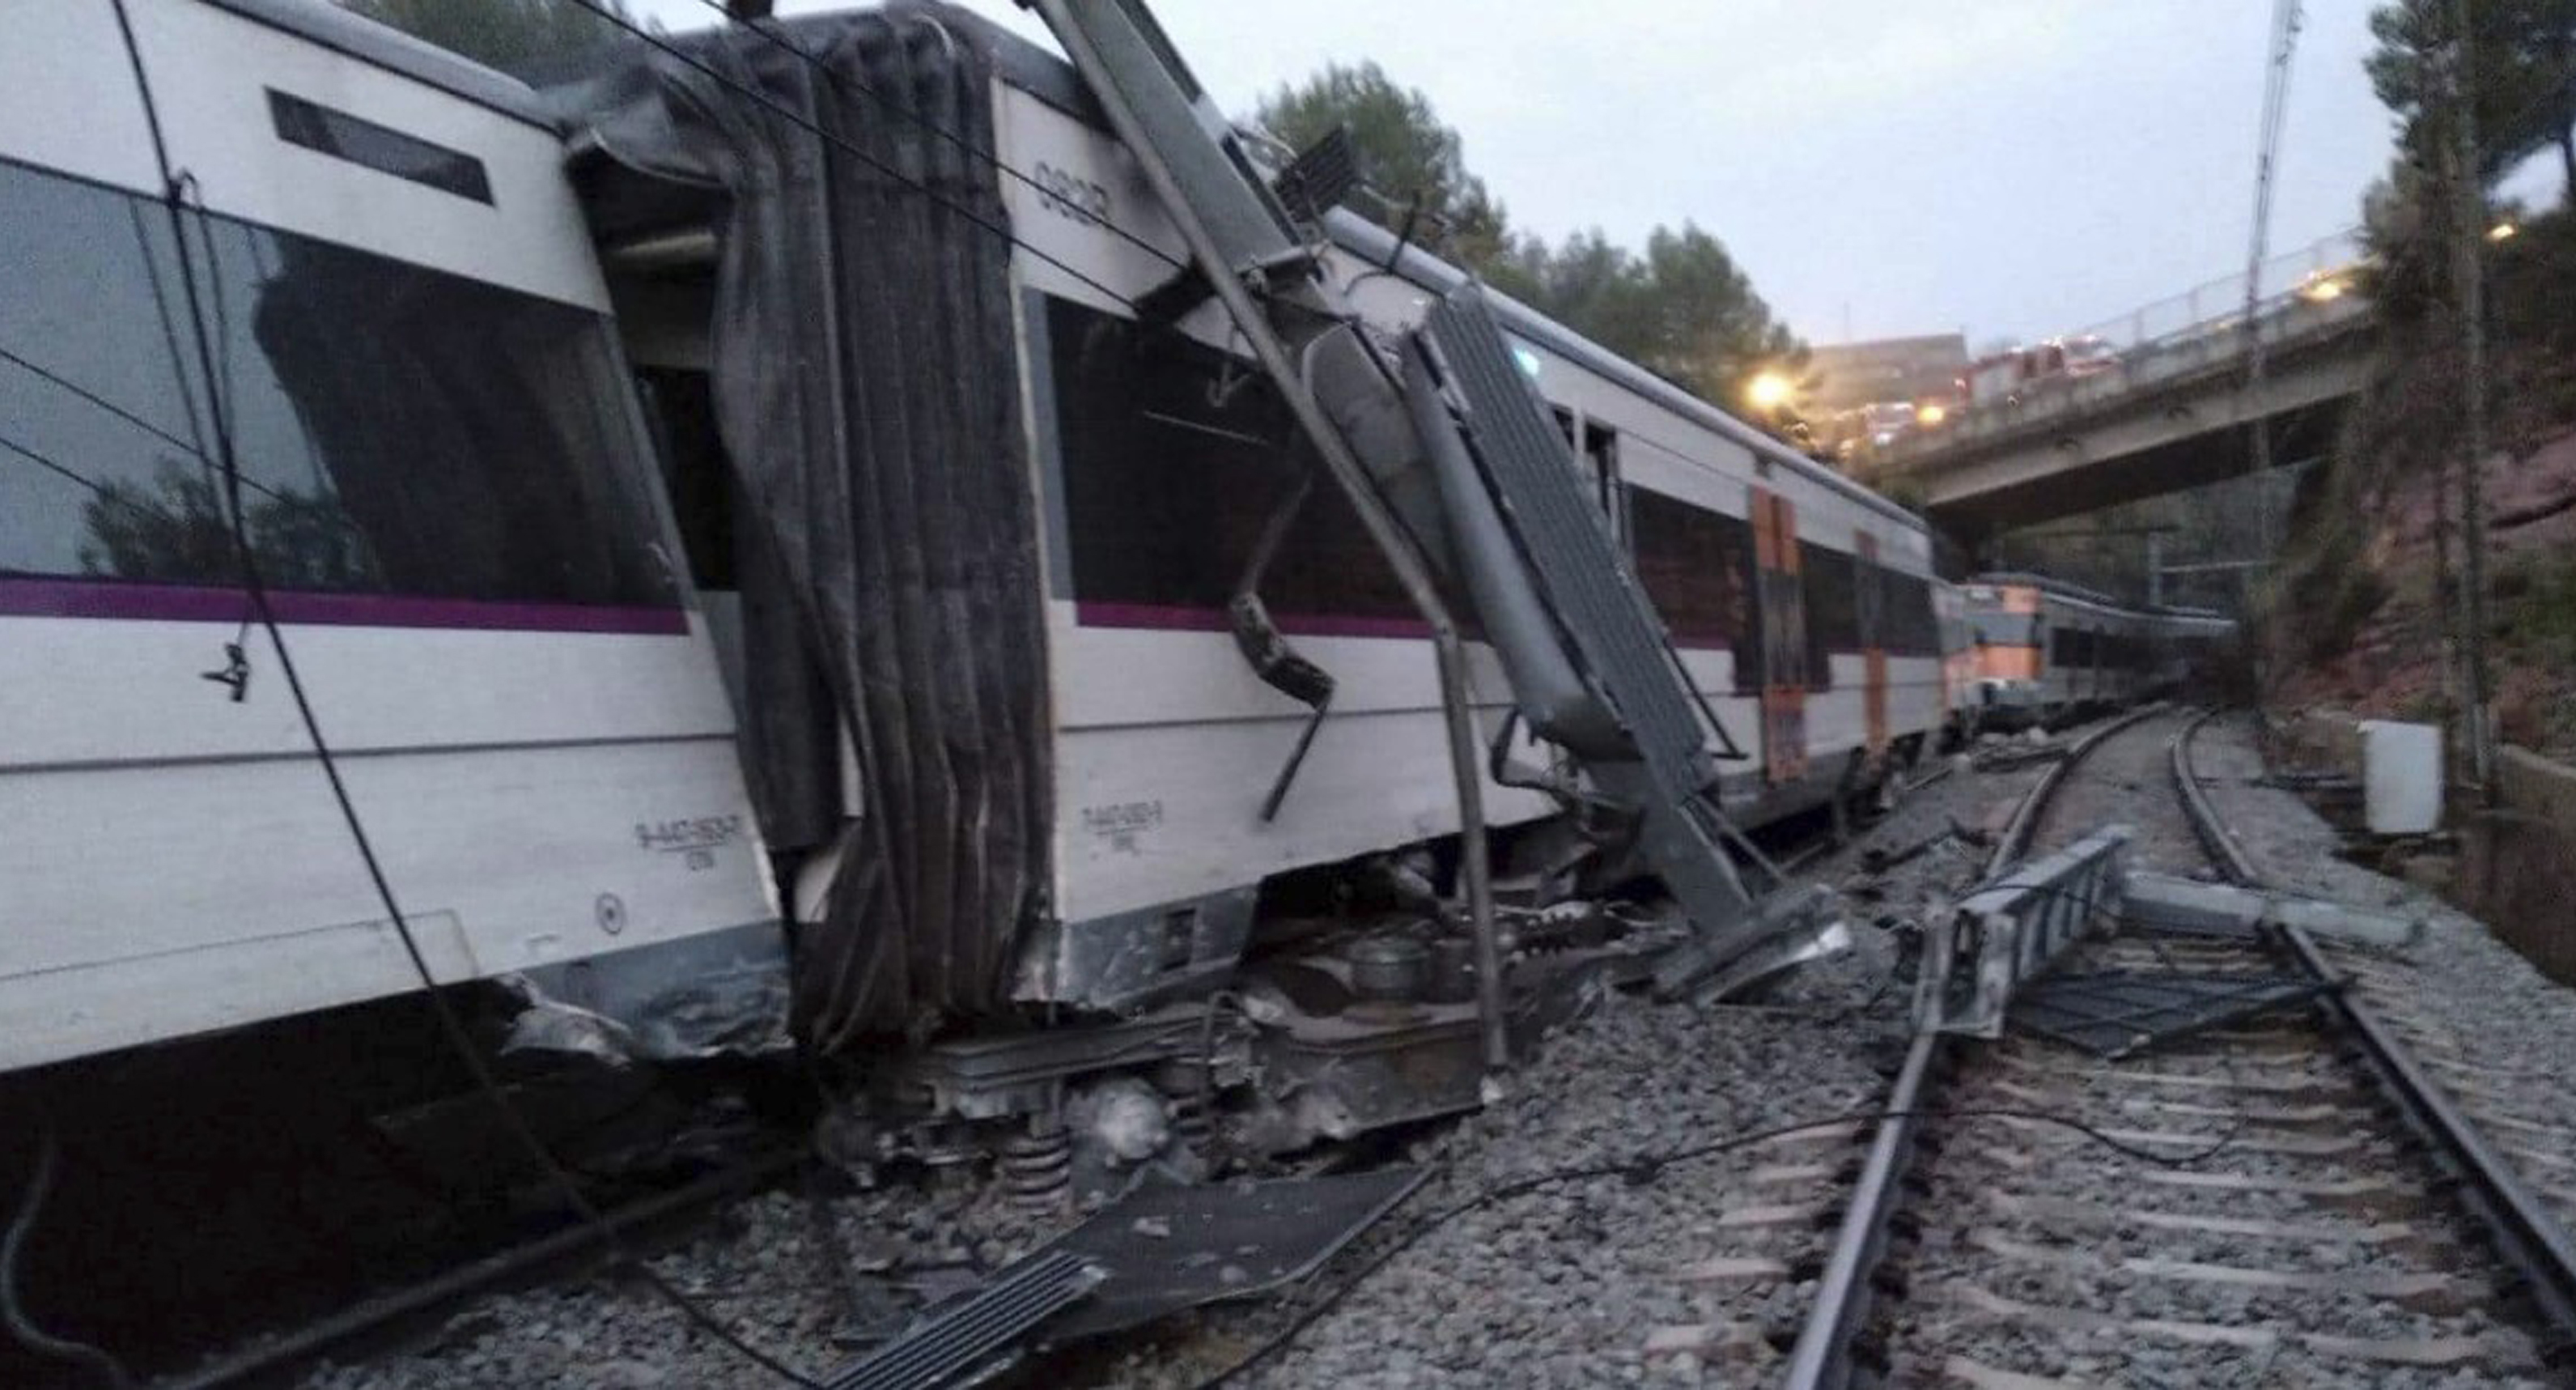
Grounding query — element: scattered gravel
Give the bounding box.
[2198,712,2576,1227]
[299,759,2022,1390]
[297,712,2576,1390]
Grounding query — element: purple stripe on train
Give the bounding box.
[0,577,690,635]
[1073,599,1742,652]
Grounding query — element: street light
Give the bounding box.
[2487,220,2518,243]
[1745,371,1793,412]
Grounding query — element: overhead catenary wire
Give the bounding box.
[101,3,821,1384]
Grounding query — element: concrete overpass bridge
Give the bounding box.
[1863,230,2376,549]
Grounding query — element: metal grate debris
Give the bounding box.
[2011,970,2323,1059]
[1036,1166,1429,1342]
[822,1248,1102,1390]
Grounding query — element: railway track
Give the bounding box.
[1784,708,2576,1388]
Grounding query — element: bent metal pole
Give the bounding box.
[1027,0,1509,1070]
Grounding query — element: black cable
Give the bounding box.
[673,0,1192,277]
[2,1128,136,1390]
[104,6,820,1384]
[0,431,198,533]
[1198,1099,2249,1388]
[566,0,1145,315]
[0,344,197,458]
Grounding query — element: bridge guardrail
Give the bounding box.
[1872,227,2370,471]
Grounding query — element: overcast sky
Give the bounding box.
[625,0,2567,348]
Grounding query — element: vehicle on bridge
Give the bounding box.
[1827,400,1921,464]
[1956,335,2124,410]
[1954,574,2234,730]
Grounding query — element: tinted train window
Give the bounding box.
[1876,568,1942,656]
[1624,486,1758,688]
[1801,542,1857,686]
[1971,611,2037,646]
[1047,295,1417,627]
[0,158,673,611]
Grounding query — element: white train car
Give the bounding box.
[563,2,1950,1053]
[0,0,785,1073]
[1959,573,2234,728]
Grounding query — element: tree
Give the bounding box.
[337,0,641,79]
[1633,223,1801,403]
[1255,62,1510,266]
[2368,0,2576,193]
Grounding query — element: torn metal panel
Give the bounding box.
[1010,886,1260,1014]
[2122,871,2425,950]
[1686,907,1854,1006]
[505,920,792,1061]
[2012,971,2323,1059]
[1653,883,1844,1002]
[1915,826,2132,1038]
[1033,1167,1429,1342]
[821,1248,1104,1390]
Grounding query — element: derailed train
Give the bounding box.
[1958,573,2235,730]
[6,0,2001,1165]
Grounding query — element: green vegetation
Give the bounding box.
[2260,0,2576,689]
[1255,63,1798,409]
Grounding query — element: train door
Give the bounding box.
[1855,531,1889,758]
[1751,487,1808,784]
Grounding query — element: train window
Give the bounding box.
[633,368,734,589]
[1581,421,1626,544]
[268,91,494,205]
[1624,485,1756,682]
[1875,570,1942,656]
[0,158,676,614]
[1800,542,1857,688]
[1047,295,1422,627]
[1969,611,2037,646]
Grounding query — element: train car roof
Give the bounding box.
[1967,572,2235,623]
[197,0,562,128]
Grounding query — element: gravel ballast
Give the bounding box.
[295,714,2576,1389]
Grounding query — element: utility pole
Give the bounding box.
[2241,0,2303,698]
[2448,0,2498,798]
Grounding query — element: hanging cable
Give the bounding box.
[103,3,818,1383]
[1196,1098,2248,1388]
[2,1128,136,1390]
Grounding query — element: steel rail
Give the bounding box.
[2172,709,2576,1363]
[156,1147,804,1390]
[1781,706,2164,1389]
[1984,703,2166,878]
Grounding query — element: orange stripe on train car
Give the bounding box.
[1976,644,2041,682]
